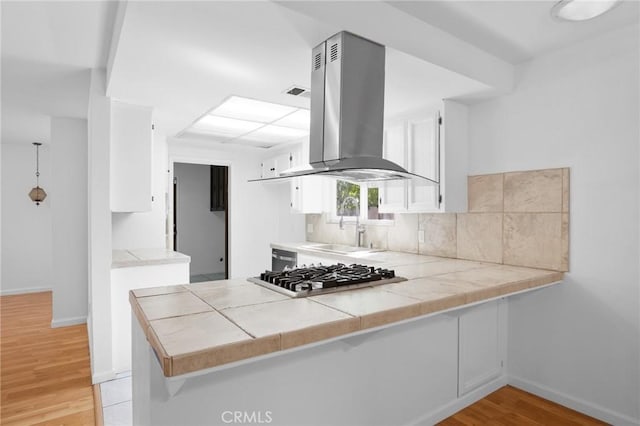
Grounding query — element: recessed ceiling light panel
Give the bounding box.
[180,95,309,148]
[191,115,263,137]
[211,96,297,123]
[551,0,621,22]
[271,109,310,130]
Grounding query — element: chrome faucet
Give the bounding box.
[339,196,366,247]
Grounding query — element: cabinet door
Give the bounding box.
[110,101,153,212]
[407,111,440,212]
[291,176,323,214]
[458,300,502,396]
[379,122,407,213]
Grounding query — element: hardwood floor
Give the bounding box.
[1,291,95,425]
[438,385,608,426]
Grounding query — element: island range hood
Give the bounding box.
[252,31,438,184]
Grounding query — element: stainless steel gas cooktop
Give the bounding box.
[248,263,406,298]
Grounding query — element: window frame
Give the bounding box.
[328,180,395,226]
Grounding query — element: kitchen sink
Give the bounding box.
[303,243,384,255]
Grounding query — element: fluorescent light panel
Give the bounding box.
[187,95,309,148]
[211,96,298,123]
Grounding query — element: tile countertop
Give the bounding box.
[112,248,190,269]
[129,248,563,377]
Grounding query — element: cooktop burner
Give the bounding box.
[248,263,406,298]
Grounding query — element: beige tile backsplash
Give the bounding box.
[418,213,457,257]
[468,173,504,212]
[305,167,569,272]
[456,213,504,263]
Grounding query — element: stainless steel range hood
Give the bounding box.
[251,31,438,184]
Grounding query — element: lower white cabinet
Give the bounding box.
[111,263,189,373]
[458,300,503,396]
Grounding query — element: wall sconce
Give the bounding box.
[29,142,47,205]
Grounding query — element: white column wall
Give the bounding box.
[50,117,89,327]
[87,69,114,383]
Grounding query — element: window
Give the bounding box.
[335,180,393,222]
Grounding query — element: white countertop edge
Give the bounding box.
[112,249,191,269]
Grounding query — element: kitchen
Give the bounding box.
[1,1,638,426]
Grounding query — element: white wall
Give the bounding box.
[174,163,226,276]
[111,128,167,249]
[468,25,639,424]
[169,142,305,278]
[51,117,89,327]
[0,143,53,295]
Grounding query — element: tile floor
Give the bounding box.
[190,272,226,283]
[101,372,133,426]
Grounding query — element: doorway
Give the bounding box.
[173,162,228,282]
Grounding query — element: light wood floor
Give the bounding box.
[439,385,608,425]
[1,291,95,425]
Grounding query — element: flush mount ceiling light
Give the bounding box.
[551,0,621,21]
[181,96,309,148]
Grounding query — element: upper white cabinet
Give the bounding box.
[260,152,291,179]
[110,100,153,212]
[378,100,468,213]
[289,142,323,214]
[378,123,407,213]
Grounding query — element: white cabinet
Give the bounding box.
[378,100,468,213]
[111,262,189,373]
[407,113,440,212]
[458,300,503,396]
[379,123,408,213]
[289,142,324,214]
[110,101,153,212]
[260,152,291,179]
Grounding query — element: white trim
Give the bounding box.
[51,316,87,328]
[509,375,640,426]
[0,287,51,296]
[92,370,117,385]
[405,375,508,426]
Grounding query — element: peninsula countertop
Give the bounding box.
[129,249,563,377]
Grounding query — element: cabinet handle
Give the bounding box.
[270,168,275,171]
[379,197,382,204]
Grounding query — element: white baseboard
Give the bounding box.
[407,375,509,426]
[509,375,640,426]
[92,370,117,384]
[51,316,87,328]
[0,287,51,296]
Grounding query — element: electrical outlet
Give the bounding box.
[418,229,425,244]
[307,223,314,233]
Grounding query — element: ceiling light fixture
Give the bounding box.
[183,96,310,148]
[28,142,47,205]
[551,0,621,21]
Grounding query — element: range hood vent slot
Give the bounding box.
[330,42,339,62]
[314,52,322,70]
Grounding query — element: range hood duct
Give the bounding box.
[252,31,438,184]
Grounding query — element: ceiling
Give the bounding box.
[2,1,638,148]
[389,0,639,64]
[1,1,117,145]
[107,1,488,142]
